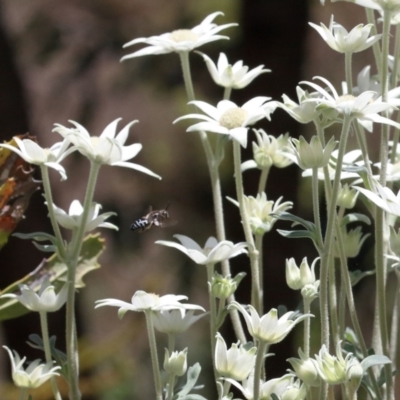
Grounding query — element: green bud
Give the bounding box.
[163,348,188,377]
[337,184,359,209]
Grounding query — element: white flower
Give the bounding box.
[53,118,161,179]
[175,98,276,148]
[198,52,270,89]
[3,346,61,389]
[229,192,293,235]
[0,137,72,180]
[336,0,400,12]
[288,348,321,387]
[286,257,318,291]
[227,373,293,400]
[1,278,68,313]
[121,12,237,60]
[242,130,293,171]
[302,149,363,180]
[95,290,203,319]
[164,348,188,377]
[301,77,400,132]
[153,309,206,334]
[276,86,322,125]
[215,332,256,381]
[337,183,359,209]
[287,135,337,170]
[355,181,400,216]
[50,199,118,232]
[229,302,312,344]
[313,341,357,385]
[156,234,248,265]
[309,16,382,54]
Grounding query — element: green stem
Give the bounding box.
[233,141,261,313]
[18,388,27,400]
[303,298,311,358]
[390,277,400,369]
[40,165,66,260]
[168,333,176,353]
[166,372,176,400]
[39,311,62,400]
[334,220,383,400]
[345,52,353,94]
[257,167,270,195]
[390,23,400,89]
[179,50,246,343]
[223,87,232,100]
[311,167,323,252]
[328,256,339,347]
[65,161,101,400]
[320,115,352,349]
[255,233,264,315]
[144,311,162,400]
[376,9,394,400]
[207,263,218,381]
[253,341,268,400]
[365,8,382,77]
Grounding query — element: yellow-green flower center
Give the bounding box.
[170,29,199,43]
[219,108,249,129]
[336,94,356,104]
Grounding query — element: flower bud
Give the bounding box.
[290,135,337,170]
[286,257,318,290]
[163,348,188,377]
[337,184,359,209]
[333,227,369,258]
[301,281,320,301]
[211,272,245,299]
[288,349,321,387]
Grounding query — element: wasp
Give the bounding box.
[130,205,172,232]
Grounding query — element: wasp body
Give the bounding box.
[130,207,170,232]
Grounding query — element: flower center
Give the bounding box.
[336,94,356,104]
[170,29,199,43]
[219,108,249,129]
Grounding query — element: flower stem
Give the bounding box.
[257,167,270,195]
[65,161,101,400]
[223,87,232,100]
[39,311,62,400]
[40,165,66,260]
[166,373,176,400]
[232,141,261,313]
[253,341,268,400]
[319,115,352,349]
[178,50,246,343]
[19,388,27,400]
[311,167,323,252]
[207,263,218,381]
[144,310,163,400]
[345,51,353,94]
[303,298,311,358]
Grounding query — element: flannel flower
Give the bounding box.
[153,309,206,334]
[0,137,72,180]
[241,130,293,171]
[229,192,293,235]
[3,346,60,389]
[121,12,237,60]
[333,0,400,12]
[301,77,400,132]
[53,118,161,179]
[229,302,312,344]
[175,98,276,148]
[355,181,400,216]
[215,332,257,381]
[1,278,68,313]
[95,290,204,319]
[198,52,270,89]
[156,234,248,265]
[227,373,293,400]
[309,16,382,54]
[50,199,117,232]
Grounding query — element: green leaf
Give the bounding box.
[361,355,392,372]
[0,233,105,321]
[341,213,371,227]
[277,230,316,240]
[175,363,203,399]
[273,211,316,231]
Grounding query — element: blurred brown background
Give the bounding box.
[0,0,378,399]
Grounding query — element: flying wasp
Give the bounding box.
[130,205,172,232]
